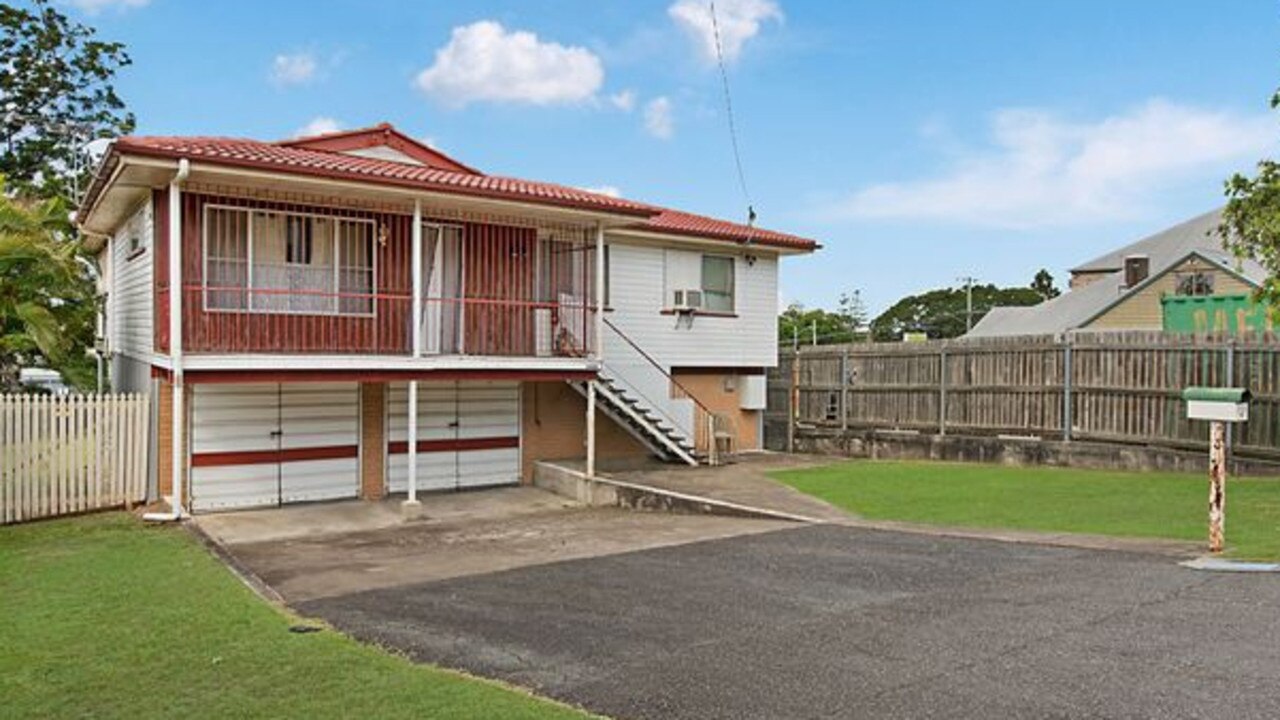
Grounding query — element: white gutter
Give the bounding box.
[145,158,190,522]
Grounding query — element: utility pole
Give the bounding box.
[958,276,978,332]
[811,320,817,346]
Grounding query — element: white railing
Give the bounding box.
[1,393,150,525]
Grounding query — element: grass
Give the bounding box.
[0,513,594,720]
[772,460,1280,561]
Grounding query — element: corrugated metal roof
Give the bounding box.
[1071,208,1261,278]
[970,209,1266,338]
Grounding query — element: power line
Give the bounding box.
[708,1,755,232]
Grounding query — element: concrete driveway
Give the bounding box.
[208,486,790,602]
[292,523,1280,720]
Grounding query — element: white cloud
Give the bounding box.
[295,117,343,138]
[270,53,318,86]
[416,21,604,107]
[644,96,674,139]
[579,185,622,198]
[63,0,148,13]
[609,90,637,112]
[832,100,1277,229]
[668,0,782,63]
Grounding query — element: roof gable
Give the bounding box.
[969,249,1263,338]
[278,123,480,175]
[1071,208,1224,274]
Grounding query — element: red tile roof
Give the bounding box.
[634,207,818,251]
[111,135,655,217]
[95,129,818,251]
[278,122,482,175]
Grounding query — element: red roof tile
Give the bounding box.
[112,135,655,217]
[95,129,818,251]
[633,208,818,251]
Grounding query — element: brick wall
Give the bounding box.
[154,378,189,504]
[672,371,761,451]
[520,381,648,482]
[360,382,386,500]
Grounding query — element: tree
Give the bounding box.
[777,289,868,346]
[1030,268,1060,300]
[837,290,869,332]
[869,284,1042,341]
[1,0,135,203]
[1220,82,1280,311]
[0,184,97,391]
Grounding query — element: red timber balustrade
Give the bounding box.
[154,191,599,358]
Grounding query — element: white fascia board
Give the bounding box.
[607,227,806,256]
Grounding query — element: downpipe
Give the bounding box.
[145,158,190,523]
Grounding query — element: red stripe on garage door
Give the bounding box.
[191,444,359,467]
[387,436,519,454]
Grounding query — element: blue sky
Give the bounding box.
[71,0,1280,315]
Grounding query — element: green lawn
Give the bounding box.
[0,513,594,720]
[773,460,1280,561]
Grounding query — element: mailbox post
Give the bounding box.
[1182,387,1251,554]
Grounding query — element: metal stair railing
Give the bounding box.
[600,317,726,465]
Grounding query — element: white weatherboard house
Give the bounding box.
[78,123,818,514]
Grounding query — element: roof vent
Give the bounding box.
[1124,254,1149,288]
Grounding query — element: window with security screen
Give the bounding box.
[203,205,376,316]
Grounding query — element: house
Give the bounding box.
[968,209,1268,337]
[77,123,818,514]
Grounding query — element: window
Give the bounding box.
[203,205,375,316]
[285,216,313,264]
[1175,271,1214,297]
[663,250,737,313]
[701,254,735,312]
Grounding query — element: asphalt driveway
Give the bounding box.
[297,524,1280,720]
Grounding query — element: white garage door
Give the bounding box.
[190,382,359,512]
[387,380,520,493]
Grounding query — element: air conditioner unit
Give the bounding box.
[672,289,703,311]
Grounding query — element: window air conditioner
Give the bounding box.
[672,289,703,311]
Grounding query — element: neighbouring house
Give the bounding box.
[78,123,818,513]
[968,209,1270,338]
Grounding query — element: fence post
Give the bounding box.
[938,344,948,436]
[840,347,849,433]
[1225,338,1235,455]
[787,350,798,453]
[1063,333,1073,442]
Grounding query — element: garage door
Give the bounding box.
[190,382,360,512]
[387,381,520,493]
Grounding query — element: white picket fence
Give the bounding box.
[1,393,150,525]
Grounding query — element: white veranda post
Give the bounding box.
[406,199,423,510]
[586,222,605,478]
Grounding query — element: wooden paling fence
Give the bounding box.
[1,393,150,525]
[768,331,1280,458]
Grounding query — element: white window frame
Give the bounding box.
[201,203,378,318]
[700,253,735,314]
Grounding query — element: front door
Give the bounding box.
[421,224,465,355]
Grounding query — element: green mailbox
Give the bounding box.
[1182,387,1251,423]
[1182,386,1251,554]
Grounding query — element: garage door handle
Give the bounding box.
[447,421,460,428]
[269,430,283,438]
